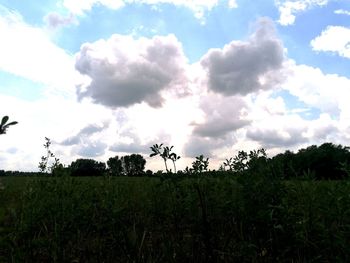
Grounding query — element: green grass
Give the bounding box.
[0,175,350,262]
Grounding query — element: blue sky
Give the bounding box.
[1,0,350,171]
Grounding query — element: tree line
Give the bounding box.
[1,115,350,179]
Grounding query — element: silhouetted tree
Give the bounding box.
[0,116,18,135]
[150,144,180,173]
[121,154,146,176]
[107,156,123,176]
[70,159,106,176]
[191,155,209,174]
[270,143,350,179]
[38,137,61,174]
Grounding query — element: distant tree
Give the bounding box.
[270,150,297,179]
[38,137,61,174]
[150,144,180,173]
[70,159,106,176]
[150,144,169,172]
[191,155,209,174]
[296,143,350,179]
[232,151,249,172]
[247,148,268,171]
[0,116,18,135]
[222,148,267,174]
[270,143,350,180]
[107,156,123,176]
[121,154,146,176]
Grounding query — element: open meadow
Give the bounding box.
[1,174,350,262]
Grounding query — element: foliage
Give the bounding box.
[69,158,106,176]
[222,148,267,174]
[0,116,18,135]
[189,155,209,174]
[150,144,180,173]
[38,137,61,174]
[121,154,146,176]
[1,176,350,262]
[107,154,146,176]
[270,143,350,179]
[107,156,123,176]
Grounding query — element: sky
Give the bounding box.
[1,0,350,172]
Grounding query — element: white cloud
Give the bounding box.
[192,94,250,138]
[246,116,309,148]
[62,0,125,15]
[184,134,234,158]
[2,7,350,172]
[0,93,116,171]
[283,61,350,118]
[0,6,81,96]
[334,9,350,16]
[74,141,108,157]
[63,0,237,19]
[61,123,109,146]
[311,26,350,58]
[75,34,189,108]
[275,0,329,26]
[200,18,286,96]
[44,12,78,29]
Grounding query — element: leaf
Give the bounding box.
[1,116,9,126]
[150,153,157,157]
[6,121,18,126]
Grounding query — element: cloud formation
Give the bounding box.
[193,95,250,138]
[282,63,350,117]
[0,7,78,93]
[246,126,308,148]
[61,123,108,146]
[75,141,108,157]
[311,26,350,59]
[184,135,234,158]
[276,0,329,26]
[44,12,78,29]
[109,130,170,155]
[334,9,350,16]
[63,0,238,19]
[200,18,285,96]
[75,34,189,108]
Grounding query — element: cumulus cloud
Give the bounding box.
[110,143,150,154]
[310,26,350,59]
[246,126,308,148]
[75,141,108,157]
[184,135,234,158]
[200,18,286,96]
[282,62,350,117]
[109,130,170,154]
[61,123,108,146]
[334,9,350,16]
[44,12,78,29]
[246,111,345,149]
[75,34,189,108]
[0,7,79,94]
[65,123,109,158]
[275,0,329,26]
[63,0,238,19]
[193,95,250,138]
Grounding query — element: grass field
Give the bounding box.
[0,175,350,262]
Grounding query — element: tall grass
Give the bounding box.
[0,175,350,262]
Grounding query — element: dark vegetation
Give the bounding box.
[0,116,18,135]
[1,118,350,261]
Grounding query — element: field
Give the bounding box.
[0,175,350,262]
